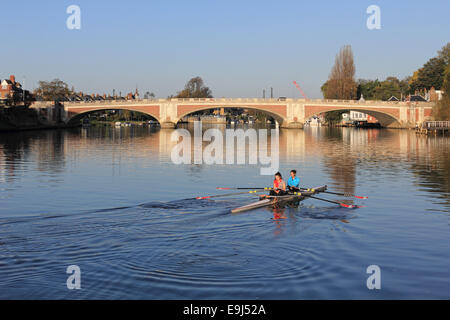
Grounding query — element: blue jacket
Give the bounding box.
[287,176,300,188]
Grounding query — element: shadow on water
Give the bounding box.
[297,206,358,220]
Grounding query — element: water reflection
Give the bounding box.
[0,130,66,183]
[0,125,449,299]
[0,126,449,208]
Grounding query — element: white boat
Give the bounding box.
[309,116,321,127]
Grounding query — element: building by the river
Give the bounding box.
[0,75,31,107]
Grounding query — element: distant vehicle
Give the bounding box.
[278,97,287,101]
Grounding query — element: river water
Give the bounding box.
[0,125,449,299]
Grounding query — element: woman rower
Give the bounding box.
[270,172,287,196]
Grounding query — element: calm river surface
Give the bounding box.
[0,125,449,299]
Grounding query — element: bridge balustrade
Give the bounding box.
[425,121,450,129]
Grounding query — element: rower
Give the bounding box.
[287,170,300,192]
[270,172,287,196]
[259,172,287,200]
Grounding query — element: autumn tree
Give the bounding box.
[438,42,450,66]
[175,77,213,98]
[409,42,449,92]
[34,79,72,101]
[323,45,357,100]
[433,66,450,120]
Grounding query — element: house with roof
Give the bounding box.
[68,94,82,102]
[0,75,32,106]
[1,75,20,102]
[408,95,427,102]
[388,96,400,101]
[82,95,94,102]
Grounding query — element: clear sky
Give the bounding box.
[1,0,449,98]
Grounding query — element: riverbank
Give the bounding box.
[0,106,70,132]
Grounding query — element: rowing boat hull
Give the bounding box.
[231,185,327,213]
[231,199,273,213]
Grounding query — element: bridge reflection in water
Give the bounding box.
[0,125,448,209]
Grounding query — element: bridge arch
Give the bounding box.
[304,105,402,127]
[66,106,161,125]
[175,104,288,126]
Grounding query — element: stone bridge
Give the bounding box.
[32,98,435,128]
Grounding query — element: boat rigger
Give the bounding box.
[231,186,328,213]
[195,184,366,213]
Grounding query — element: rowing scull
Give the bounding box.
[231,185,328,213]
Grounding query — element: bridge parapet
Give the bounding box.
[61,98,434,107]
[58,98,436,129]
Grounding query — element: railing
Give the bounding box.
[34,98,435,106]
[424,121,450,128]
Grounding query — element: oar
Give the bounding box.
[217,187,272,190]
[218,187,368,199]
[259,192,363,209]
[196,190,265,200]
[324,191,368,199]
[306,195,364,209]
[300,188,368,199]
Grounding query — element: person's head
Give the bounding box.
[274,172,282,180]
[290,170,297,178]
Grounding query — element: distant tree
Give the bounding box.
[409,43,449,92]
[413,57,446,91]
[438,42,450,65]
[325,110,348,124]
[35,79,72,101]
[323,45,357,100]
[356,79,380,100]
[409,70,420,93]
[357,77,410,101]
[433,66,450,120]
[175,77,213,98]
[144,91,155,99]
[399,77,411,97]
[320,81,328,98]
[372,77,402,100]
[121,110,131,121]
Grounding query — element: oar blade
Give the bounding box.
[339,203,365,209]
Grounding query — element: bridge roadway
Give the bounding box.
[31,98,435,128]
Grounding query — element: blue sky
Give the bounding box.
[1,0,449,98]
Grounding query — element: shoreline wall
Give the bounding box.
[0,105,70,132]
